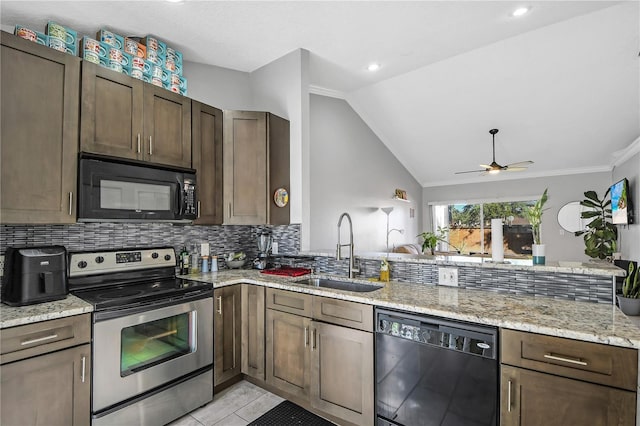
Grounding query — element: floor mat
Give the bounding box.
[247,400,335,426]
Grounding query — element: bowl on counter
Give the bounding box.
[226,259,246,269]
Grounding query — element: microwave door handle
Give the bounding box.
[176,184,184,217]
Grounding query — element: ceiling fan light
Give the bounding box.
[488,169,500,175]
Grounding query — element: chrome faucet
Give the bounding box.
[336,212,359,278]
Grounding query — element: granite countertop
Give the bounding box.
[0,294,94,329]
[300,250,626,277]
[184,269,640,349]
[2,269,637,350]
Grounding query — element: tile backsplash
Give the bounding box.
[0,223,301,274]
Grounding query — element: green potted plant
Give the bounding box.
[523,188,548,264]
[417,227,465,255]
[617,261,640,315]
[574,189,618,260]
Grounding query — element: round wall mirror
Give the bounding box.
[557,201,590,233]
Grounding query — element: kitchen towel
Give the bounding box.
[260,267,312,277]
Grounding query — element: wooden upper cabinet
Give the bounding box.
[192,101,223,224]
[223,111,290,225]
[1,32,79,224]
[81,61,191,168]
[80,61,143,161]
[223,110,267,224]
[143,85,191,168]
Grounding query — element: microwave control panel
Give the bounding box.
[183,178,196,217]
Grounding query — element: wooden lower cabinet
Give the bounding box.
[242,284,265,380]
[214,286,241,386]
[500,365,636,426]
[265,308,311,398]
[310,321,374,426]
[1,343,90,426]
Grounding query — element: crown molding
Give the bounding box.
[308,85,345,99]
[611,136,640,168]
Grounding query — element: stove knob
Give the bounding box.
[152,252,159,259]
[164,254,172,261]
[95,256,104,264]
[78,260,88,269]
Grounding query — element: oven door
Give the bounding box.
[92,297,213,412]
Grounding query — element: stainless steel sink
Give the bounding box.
[294,277,383,293]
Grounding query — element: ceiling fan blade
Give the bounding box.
[504,167,528,172]
[504,160,533,168]
[454,169,487,175]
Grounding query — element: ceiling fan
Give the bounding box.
[455,129,533,175]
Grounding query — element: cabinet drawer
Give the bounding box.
[312,296,373,332]
[266,288,312,317]
[1,314,91,364]
[501,329,637,391]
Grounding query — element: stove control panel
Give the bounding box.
[69,247,175,276]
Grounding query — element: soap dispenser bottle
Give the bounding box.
[379,258,390,282]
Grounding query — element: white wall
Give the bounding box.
[183,61,252,110]
[309,94,423,252]
[422,172,612,262]
[612,148,640,262]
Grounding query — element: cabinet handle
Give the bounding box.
[507,380,512,412]
[149,136,153,155]
[228,203,231,218]
[217,296,222,315]
[312,328,317,351]
[304,327,309,347]
[197,201,201,218]
[137,134,141,153]
[81,355,86,383]
[68,192,73,216]
[21,333,58,346]
[544,353,588,366]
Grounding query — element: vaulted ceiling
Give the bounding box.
[2,1,638,187]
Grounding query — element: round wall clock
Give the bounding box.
[273,188,289,207]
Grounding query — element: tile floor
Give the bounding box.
[169,380,285,426]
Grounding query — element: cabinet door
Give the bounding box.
[267,113,290,225]
[223,110,267,224]
[1,343,91,426]
[310,321,374,426]
[143,85,191,168]
[500,365,636,426]
[214,286,241,386]
[192,101,223,224]
[1,32,79,224]
[241,284,265,380]
[80,61,143,160]
[266,309,311,399]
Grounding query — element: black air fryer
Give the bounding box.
[1,246,68,306]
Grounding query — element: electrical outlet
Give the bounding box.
[438,267,458,287]
[271,242,279,254]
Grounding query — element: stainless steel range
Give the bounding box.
[68,247,213,426]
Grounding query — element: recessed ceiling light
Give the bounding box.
[512,7,530,17]
[166,0,184,3]
[367,63,381,72]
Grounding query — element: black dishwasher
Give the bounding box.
[375,308,498,426]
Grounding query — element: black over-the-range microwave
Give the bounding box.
[78,154,197,223]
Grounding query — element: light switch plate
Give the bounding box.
[438,267,459,287]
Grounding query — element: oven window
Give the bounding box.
[101,179,171,211]
[121,312,195,376]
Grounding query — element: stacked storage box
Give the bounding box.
[141,36,187,96]
[13,21,78,56]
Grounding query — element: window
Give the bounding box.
[431,199,536,256]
